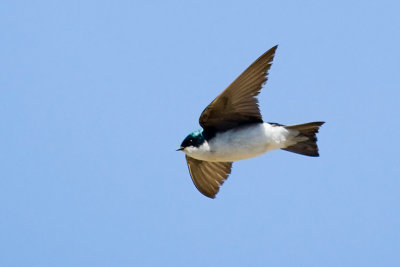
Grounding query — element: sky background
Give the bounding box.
[1,0,399,266]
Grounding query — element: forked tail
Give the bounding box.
[282,121,325,157]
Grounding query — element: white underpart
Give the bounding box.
[185,123,306,162]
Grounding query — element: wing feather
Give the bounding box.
[199,46,278,131]
[185,156,233,198]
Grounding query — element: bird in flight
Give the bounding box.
[177,46,324,198]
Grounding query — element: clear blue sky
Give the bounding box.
[1,1,399,266]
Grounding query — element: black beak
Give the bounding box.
[176,147,184,151]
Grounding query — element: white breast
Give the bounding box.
[185,123,298,162]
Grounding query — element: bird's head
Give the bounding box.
[177,130,205,152]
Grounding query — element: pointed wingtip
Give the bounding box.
[266,45,278,59]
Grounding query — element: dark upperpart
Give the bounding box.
[180,130,205,149]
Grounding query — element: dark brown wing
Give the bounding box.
[199,45,278,131]
[185,156,233,198]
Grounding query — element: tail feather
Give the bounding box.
[282,121,325,157]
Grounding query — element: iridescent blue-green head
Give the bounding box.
[177,130,205,151]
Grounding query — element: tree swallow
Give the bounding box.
[177,46,324,198]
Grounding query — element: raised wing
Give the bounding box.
[199,45,278,131]
[185,156,232,198]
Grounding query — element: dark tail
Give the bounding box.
[282,121,325,157]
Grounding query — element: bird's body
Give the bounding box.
[185,123,303,162]
[178,45,325,198]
